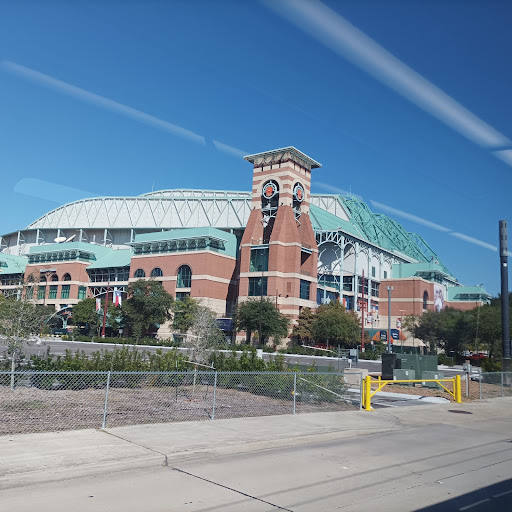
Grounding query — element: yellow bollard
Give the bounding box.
[365,375,372,411]
[455,375,462,403]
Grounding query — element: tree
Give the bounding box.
[312,301,360,346]
[407,307,476,356]
[235,298,289,345]
[71,298,101,334]
[184,305,225,365]
[122,280,174,340]
[473,303,507,358]
[291,307,315,345]
[0,295,49,388]
[71,298,124,336]
[173,296,200,334]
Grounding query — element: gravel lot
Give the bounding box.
[0,382,355,436]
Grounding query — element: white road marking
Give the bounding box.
[459,498,491,510]
[493,488,512,498]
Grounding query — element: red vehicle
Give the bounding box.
[468,353,488,362]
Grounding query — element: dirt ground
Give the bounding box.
[0,383,355,436]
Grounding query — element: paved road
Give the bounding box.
[2,402,511,511]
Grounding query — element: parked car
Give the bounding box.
[468,353,488,362]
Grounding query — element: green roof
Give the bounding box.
[448,286,490,301]
[0,253,27,275]
[309,204,365,239]
[87,249,132,269]
[28,241,111,257]
[133,227,237,258]
[392,262,457,283]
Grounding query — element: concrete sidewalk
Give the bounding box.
[2,398,511,491]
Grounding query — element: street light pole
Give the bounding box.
[361,269,365,351]
[399,309,405,354]
[387,286,394,353]
[101,282,110,338]
[499,221,510,373]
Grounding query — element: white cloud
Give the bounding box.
[264,0,511,153]
[493,149,512,167]
[315,181,363,200]
[370,200,451,232]
[450,232,497,251]
[14,178,95,204]
[1,60,206,145]
[213,140,248,158]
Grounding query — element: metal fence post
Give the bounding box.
[359,374,363,411]
[479,373,482,400]
[10,355,15,391]
[502,372,505,398]
[293,372,297,415]
[211,372,217,420]
[102,371,111,429]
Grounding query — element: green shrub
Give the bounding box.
[437,354,455,367]
[359,350,380,360]
[481,358,501,373]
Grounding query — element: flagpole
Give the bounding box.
[101,281,110,338]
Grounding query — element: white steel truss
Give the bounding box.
[26,191,253,231]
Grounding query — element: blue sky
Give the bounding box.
[0,0,510,296]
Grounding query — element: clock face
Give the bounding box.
[294,183,305,202]
[262,181,278,199]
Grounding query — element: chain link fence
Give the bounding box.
[0,370,362,435]
[479,372,512,400]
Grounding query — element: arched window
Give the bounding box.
[134,268,146,278]
[423,291,429,310]
[51,274,59,282]
[151,267,163,278]
[63,273,71,281]
[177,265,192,288]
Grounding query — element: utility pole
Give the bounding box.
[361,269,365,351]
[259,270,264,346]
[387,286,394,353]
[101,282,110,338]
[399,310,405,353]
[499,221,510,373]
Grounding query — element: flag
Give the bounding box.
[114,290,122,307]
[96,298,101,312]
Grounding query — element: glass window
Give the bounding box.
[250,248,269,272]
[372,266,376,278]
[300,280,310,300]
[61,285,70,299]
[357,278,369,294]
[248,276,267,296]
[423,291,428,310]
[371,282,380,297]
[343,276,353,292]
[151,267,163,278]
[49,285,58,299]
[63,273,71,281]
[25,286,34,300]
[51,274,59,282]
[78,286,87,300]
[134,268,146,278]
[383,270,388,279]
[177,265,192,288]
[176,291,190,301]
[37,286,46,300]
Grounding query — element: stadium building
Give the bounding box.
[0,147,490,343]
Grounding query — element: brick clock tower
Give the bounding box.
[239,147,320,325]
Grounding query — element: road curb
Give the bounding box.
[0,453,164,491]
